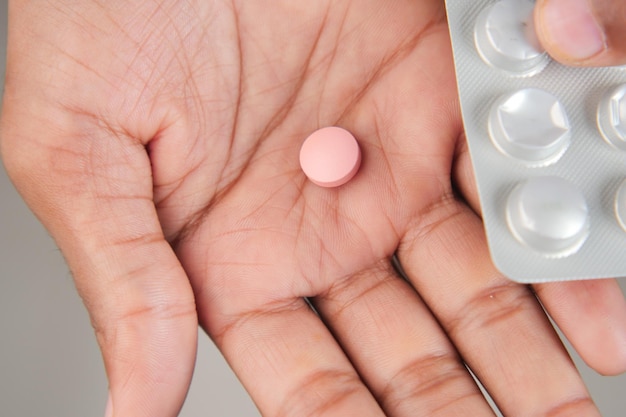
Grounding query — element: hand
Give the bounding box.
[2,1,625,416]
[535,0,626,65]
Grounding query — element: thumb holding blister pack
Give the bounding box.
[535,0,626,66]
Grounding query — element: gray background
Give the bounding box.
[0,2,624,416]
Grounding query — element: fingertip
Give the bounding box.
[594,319,626,376]
[584,330,626,376]
[578,297,626,377]
[536,279,626,376]
[536,0,626,67]
[535,0,606,65]
[102,311,198,417]
[104,392,113,417]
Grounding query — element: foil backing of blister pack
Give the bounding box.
[445,0,626,282]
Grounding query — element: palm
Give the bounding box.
[4,1,622,416]
[138,2,471,413]
[149,0,456,305]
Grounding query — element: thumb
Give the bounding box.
[1,90,198,417]
[535,0,626,66]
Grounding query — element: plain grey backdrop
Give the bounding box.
[0,1,625,416]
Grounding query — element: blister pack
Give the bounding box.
[445,0,626,282]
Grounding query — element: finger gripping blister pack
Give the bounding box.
[445,0,626,282]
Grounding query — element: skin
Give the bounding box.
[535,0,626,66]
[1,0,626,416]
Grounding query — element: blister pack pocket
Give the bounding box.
[445,0,626,282]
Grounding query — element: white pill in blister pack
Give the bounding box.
[616,180,626,232]
[488,88,571,166]
[445,0,626,282]
[597,84,626,151]
[473,0,548,77]
[506,176,590,257]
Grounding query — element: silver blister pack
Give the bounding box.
[445,0,626,282]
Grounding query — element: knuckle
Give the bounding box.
[379,352,481,415]
[323,260,394,319]
[540,396,599,417]
[92,289,197,348]
[211,299,305,345]
[116,297,197,324]
[447,281,535,337]
[276,369,364,417]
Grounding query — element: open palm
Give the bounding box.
[3,1,625,416]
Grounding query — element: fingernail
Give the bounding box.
[104,392,113,417]
[541,0,607,61]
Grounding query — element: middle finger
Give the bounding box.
[313,258,495,416]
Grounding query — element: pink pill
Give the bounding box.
[299,127,362,188]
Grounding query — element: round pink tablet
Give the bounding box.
[299,127,362,187]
